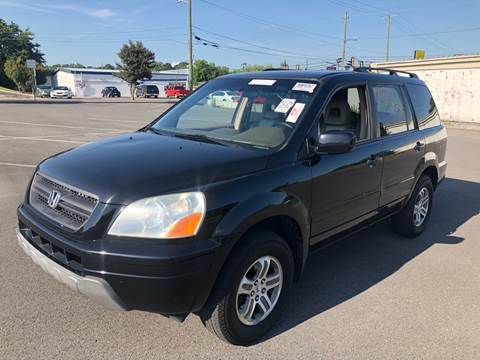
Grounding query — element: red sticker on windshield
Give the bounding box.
[286,103,305,123]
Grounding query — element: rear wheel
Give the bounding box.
[200,229,294,345]
[392,175,434,237]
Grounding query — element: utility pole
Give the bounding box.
[187,0,193,90]
[32,66,37,101]
[340,12,348,70]
[386,14,391,62]
[305,59,309,70]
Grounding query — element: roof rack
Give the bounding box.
[262,68,290,71]
[353,67,418,78]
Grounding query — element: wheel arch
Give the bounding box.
[212,192,310,277]
[196,192,310,313]
[406,155,439,205]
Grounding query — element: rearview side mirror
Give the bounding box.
[316,130,357,154]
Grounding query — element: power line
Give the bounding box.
[197,0,340,43]
[328,0,461,54]
[193,26,329,59]
[356,26,480,40]
[393,17,459,53]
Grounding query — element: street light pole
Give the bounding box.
[386,14,391,62]
[340,12,348,70]
[187,0,193,90]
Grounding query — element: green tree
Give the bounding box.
[103,63,115,70]
[192,59,229,84]
[0,19,44,88]
[233,63,273,73]
[4,56,30,91]
[153,61,173,71]
[174,61,189,70]
[116,40,155,99]
[4,56,47,91]
[49,63,85,69]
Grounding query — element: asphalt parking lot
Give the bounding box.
[1,99,479,359]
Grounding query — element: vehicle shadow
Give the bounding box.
[261,177,479,343]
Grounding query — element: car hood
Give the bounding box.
[38,132,269,204]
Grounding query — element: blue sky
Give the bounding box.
[1,0,479,69]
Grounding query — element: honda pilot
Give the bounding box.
[17,69,447,345]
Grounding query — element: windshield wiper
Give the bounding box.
[147,127,171,136]
[171,133,228,146]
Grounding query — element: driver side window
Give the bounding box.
[320,86,368,140]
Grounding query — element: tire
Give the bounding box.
[200,229,294,345]
[392,175,434,237]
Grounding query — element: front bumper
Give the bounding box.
[17,204,221,315]
[17,228,126,310]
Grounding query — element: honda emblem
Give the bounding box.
[47,190,61,209]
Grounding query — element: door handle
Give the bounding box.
[414,141,425,152]
[366,154,377,168]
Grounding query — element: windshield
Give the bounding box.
[151,78,317,149]
[55,86,68,90]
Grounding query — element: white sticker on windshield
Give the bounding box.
[274,98,296,113]
[292,82,317,93]
[286,103,305,123]
[249,79,276,86]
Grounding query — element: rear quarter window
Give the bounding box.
[406,84,441,129]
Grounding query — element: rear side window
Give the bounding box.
[371,85,413,136]
[406,84,441,129]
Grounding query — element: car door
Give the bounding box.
[369,83,425,206]
[310,84,384,240]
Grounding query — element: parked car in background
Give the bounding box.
[36,85,52,98]
[208,90,241,108]
[50,86,72,99]
[135,85,159,98]
[166,85,190,98]
[17,69,447,345]
[101,86,121,98]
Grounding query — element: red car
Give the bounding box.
[166,85,190,98]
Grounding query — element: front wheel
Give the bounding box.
[200,229,294,345]
[392,175,434,237]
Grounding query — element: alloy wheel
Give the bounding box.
[235,255,283,326]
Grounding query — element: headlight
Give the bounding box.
[108,192,206,239]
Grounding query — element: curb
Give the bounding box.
[443,121,480,131]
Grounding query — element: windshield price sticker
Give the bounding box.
[286,103,305,123]
[274,98,296,113]
[249,79,276,86]
[292,82,317,93]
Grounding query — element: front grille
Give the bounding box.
[29,172,98,230]
[20,225,83,274]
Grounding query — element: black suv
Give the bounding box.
[135,84,159,98]
[17,69,447,345]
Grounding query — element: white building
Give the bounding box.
[53,68,188,97]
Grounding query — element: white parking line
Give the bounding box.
[0,120,125,132]
[87,117,146,124]
[29,130,123,139]
[0,162,35,168]
[0,135,86,144]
